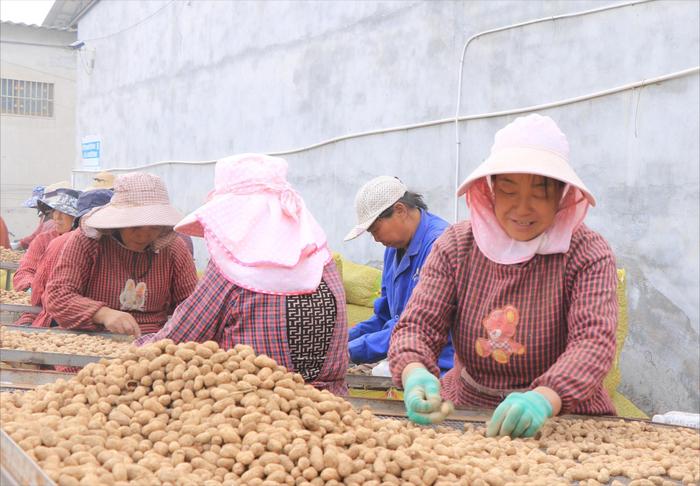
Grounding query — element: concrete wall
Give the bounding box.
[72,0,699,415]
[0,22,77,241]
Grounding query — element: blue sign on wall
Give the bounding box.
[82,140,100,159]
[81,135,101,169]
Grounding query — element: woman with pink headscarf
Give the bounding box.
[389,114,618,437]
[137,153,349,395]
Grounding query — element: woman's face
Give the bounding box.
[119,226,167,251]
[368,203,413,249]
[52,210,75,235]
[493,174,563,241]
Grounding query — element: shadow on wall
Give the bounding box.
[618,257,700,415]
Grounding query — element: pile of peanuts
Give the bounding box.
[1,340,698,486]
[346,363,375,376]
[0,289,32,305]
[0,326,132,357]
[0,247,23,263]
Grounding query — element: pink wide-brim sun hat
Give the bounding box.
[175,153,331,295]
[82,172,183,229]
[456,114,596,206]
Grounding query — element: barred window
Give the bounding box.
[1,78,54,117]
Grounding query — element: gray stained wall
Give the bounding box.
[0,22,77,240]
[72,0,699,415]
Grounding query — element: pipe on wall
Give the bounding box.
[452,0,655,221]
[72,66,699,178]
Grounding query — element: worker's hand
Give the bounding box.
[94,307,141,337]
[403,365,451,425]
[486,391,553,438]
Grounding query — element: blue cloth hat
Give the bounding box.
[37,188,82,218]
[77,189,113,217]
[22,185,45,208]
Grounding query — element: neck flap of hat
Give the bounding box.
[467,178,589,265]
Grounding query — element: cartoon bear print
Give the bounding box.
[119,279,147,312]
[475,304,525,364]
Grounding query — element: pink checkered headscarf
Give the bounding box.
[176,153,331,295]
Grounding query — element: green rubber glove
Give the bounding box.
[486,391,553,438]
[403,367,444,425]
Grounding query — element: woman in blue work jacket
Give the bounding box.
[344,176,454,374]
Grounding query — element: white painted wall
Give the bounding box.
[0,22,77,242]
[72,0,699,414]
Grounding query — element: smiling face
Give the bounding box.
[52,210,75,235]
[118,226,167,251]
[492,174,564,241]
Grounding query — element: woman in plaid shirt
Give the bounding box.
[389,114,618,438]
[13,188,81,291]
[136,154,348,395]
[44,174,197,336]
[14,189,113,327]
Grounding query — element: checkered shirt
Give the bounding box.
[14,232,72,327]
[19,218,55,250]
[44,229,197,334]
[13,228,59,291]
[389,222,618,415]
[136,261,349,395]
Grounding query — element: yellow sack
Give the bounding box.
[332,253,343,279]
[347,304,374,327]
[603,269,647,419]
[332,253,381,308]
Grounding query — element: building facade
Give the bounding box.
[62,0,698,415]
[0,21,77,241]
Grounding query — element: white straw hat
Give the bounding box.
[85,171,116,190]
[344,176,407,241]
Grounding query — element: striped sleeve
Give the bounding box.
[30,233,69,306]
[19,219,53,249]
[136,263,235,346]
[531,234,618,413]
[44,231,106,330]
[12,230,57,291]
[388,226,458,386]
[167,237,198,311]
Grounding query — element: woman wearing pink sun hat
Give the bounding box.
[389,114,618,437]
[136,153,349,395]
[44,173,197,337]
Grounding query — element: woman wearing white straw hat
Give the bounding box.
[136,153,349,395]
[389,114,618,437]
[344,176,454,375]
[44,173,197,337]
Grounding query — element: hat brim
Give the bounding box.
[174,210,204,237]
[83,204,183,229]
[456,147,596,206]
[23,197,39,208]
[84,181,114,191]
[40,195,80,218]
[343,205,388,241]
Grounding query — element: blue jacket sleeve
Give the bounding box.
[348,316,397,363]
[348,293,390,341]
